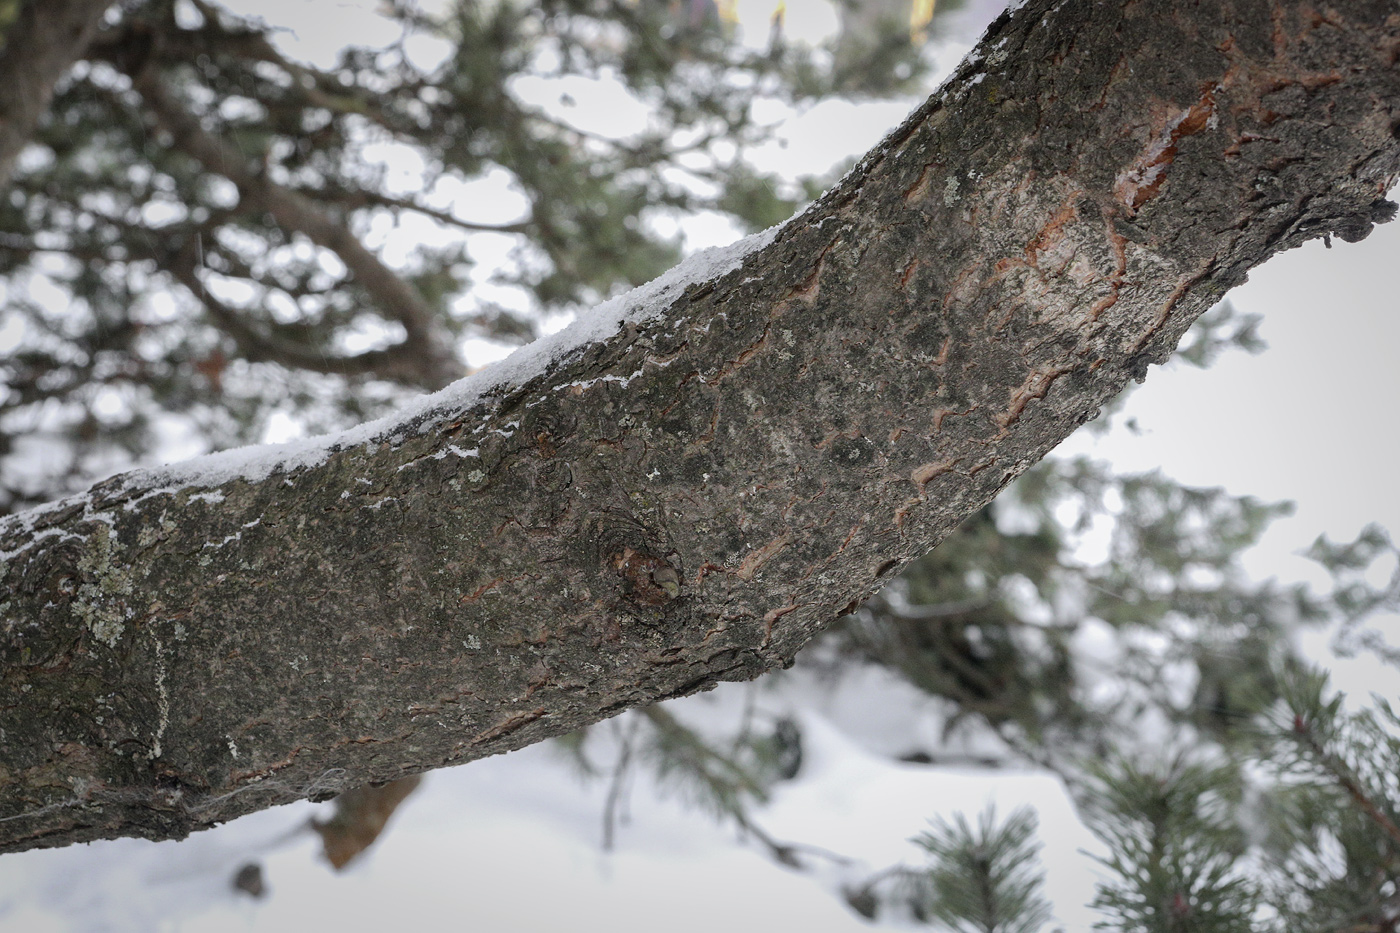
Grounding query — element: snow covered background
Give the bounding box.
[2,0,1398,930]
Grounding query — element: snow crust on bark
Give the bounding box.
[0,224,780,545]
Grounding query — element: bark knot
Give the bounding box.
[611,547,680,606]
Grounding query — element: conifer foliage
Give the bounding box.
[1,1,1398,928]
[911,805,1054,933]
[0,0,929,512]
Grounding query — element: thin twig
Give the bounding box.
[601,715,640,852]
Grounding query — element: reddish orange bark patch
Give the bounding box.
[1114,85,1219,211]
[911,460,955,487]
[1025,198,1080,267]
[1000,366,1071,428]
[736,535,790,581]
[473,708,546,745]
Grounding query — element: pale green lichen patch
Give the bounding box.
[148,635,170,759]
[943,175,961,205]
[134,511,177,548]
[73,525,136,649]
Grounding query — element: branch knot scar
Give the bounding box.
[612,547,681,606]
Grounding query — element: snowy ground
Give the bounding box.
[5,218,1394,933]
[0,664,1106,933]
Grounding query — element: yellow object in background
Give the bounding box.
[911,0,937,43]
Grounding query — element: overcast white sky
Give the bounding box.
[2,1,1398,931]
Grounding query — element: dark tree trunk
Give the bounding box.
[2,0,1397,853]
[0,0,113,189]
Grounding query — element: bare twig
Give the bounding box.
[324,187,532,236]
[164,240,438,383]
[601,715,640,851]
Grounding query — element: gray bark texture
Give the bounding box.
[2,0,1398,853]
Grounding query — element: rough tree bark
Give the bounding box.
[2,0,1397,853]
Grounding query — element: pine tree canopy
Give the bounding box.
[2,1,1400,929]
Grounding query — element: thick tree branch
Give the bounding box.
[84,1,429,142]
[0,0,113,190]
[131,71,465,390]
[164,243,460,384]
[2,0,1398,854]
